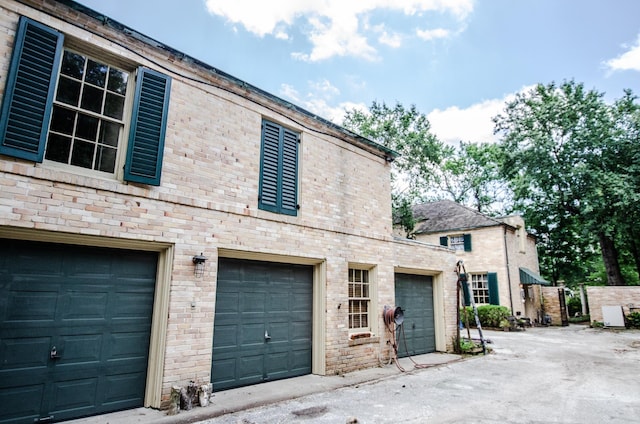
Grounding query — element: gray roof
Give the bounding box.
[412,200,504,235]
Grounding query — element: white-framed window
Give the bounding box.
[0,17,171,186]
[471,273,490,304]
[449,235,465,251]
[45,49,131,175]
[348,268,370,330]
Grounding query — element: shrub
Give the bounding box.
[627,312,640,329]
[460,305,511,328]
[566,296,582,317]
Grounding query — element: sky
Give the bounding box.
[76,0,640,146]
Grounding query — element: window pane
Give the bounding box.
[75,113,99,141]
[85,59,107,87]
[45,134,71,163]
[107,68,128,94]
[70,139,95,168]
[80,85,104,113]
[61,51,85,79]
[104,92,125,119]
[50,106,75,135]
[96,145,116,173]
[99,121,120,147]
[56,76,81,106]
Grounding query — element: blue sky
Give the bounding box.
[77,0,640,145]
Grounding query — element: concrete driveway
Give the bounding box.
[195,325,640,424]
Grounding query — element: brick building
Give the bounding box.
[0,1,458,422]
[402,200,548,323]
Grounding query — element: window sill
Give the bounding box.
[348,332,379,346]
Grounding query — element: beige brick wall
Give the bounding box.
[0,0,459,409]
[586,286,640,324]
[414,222,543,319]
[541,286,566,325]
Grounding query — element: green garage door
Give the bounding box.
[212,258,313,391]
[0,239,157,424]
[394,273,435,357]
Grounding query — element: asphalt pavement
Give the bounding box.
[194,325,640,424]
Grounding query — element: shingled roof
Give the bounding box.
[412,200,505,235]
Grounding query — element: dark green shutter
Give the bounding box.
[124,67,171,186]
[259,121,281,212]
[463,234,472,251]
[280,127,298,215]
[460,273,471,306]
[258,120,299,216]
[439,236,448,246]
[0,17,63,161]
[488,272,499,305]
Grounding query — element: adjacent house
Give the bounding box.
[0,1,458,422]
[401,200,548,323]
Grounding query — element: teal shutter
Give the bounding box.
[124,67,171,186]
[460,273,471,306]
[280,127,299,215]
[0,17,63,162]
[258,120,299,216]
[488,272,499,305]
[439,236,448,246]
[463,234,472,251]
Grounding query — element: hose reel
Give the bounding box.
[383,305,404,326]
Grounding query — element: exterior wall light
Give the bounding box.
[192,253,207,277]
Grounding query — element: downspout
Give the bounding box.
[503,225,514,313]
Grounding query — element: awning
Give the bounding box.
[519,267,550,285]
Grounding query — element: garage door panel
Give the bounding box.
[0,384,43,422]
[112,293,154,319]
[49,378,98,411]
[0,337,51,370]
[102,372,147,404]
[3,290,58,322]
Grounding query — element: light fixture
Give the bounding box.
[192,253,207,277]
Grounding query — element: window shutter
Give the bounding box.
[258,121,281,212]
[0,17,63,162]
[460,273,471,306]
[463,233,472,251]
[280,127,299,215]
[488,272,499,305]
[258,120,299,216]
[439,236,448,247]
[124,67,171,186]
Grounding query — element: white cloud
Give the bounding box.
[427,86,534,146]
[278,80,366,124]
[416,28,450,41]
[604,34,640,73]
[204,0,473,61]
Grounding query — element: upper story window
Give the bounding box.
[440,234,472,252]
[0,17,171,186]
[46,50,129,174]
[258,119,299,216]
[348,268,370,330]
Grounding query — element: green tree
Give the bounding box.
[433,141,511,215]
[494,81,639,286]
[342,101,447,226]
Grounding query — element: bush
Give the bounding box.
[460,305,511,328]
[566,296,582,317]
[627,312,640,329]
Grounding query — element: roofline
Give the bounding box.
[38,0,399,160]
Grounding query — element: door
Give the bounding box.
[0,239,157,424]
[394,273,435,357]
[211,258,312,391]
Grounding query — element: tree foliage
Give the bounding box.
[342,101,447,202]
[494,81,640,285]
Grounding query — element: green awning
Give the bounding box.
[519,267,550,285]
